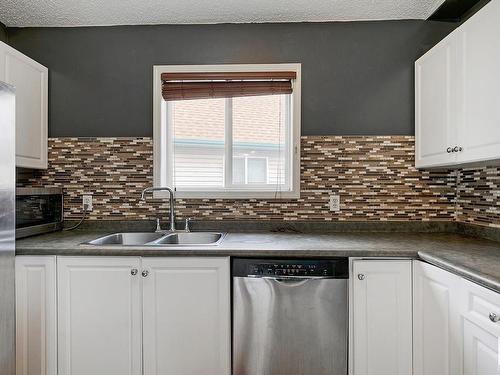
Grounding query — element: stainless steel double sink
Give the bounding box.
[84,231,226,246]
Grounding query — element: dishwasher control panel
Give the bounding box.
[249,262,331,277]
[233,258,349,278]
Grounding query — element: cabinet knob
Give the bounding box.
[142,270,149,278]
[357,274,365,280]
[131,268,138,276]
[489,312,500,323]
[452,146,459,152]
[447,147,452,153]
[458,146,463,152]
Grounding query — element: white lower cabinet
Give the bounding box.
[413,261,500,375]
[17,255,500,375]
[413,261,463,375]
[15,256,57,375]
[142,257,231,375]
[351,260,413,375]
[52,256,230,375]
[463,319,499,375]
[461,278,500,375]
[57,257,143,375]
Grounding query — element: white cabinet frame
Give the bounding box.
[57,257,143,375]
[349,258,413,375]
[413,260,463,375]
[142,257,231,375]
[15,256,57,375]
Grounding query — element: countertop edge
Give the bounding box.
[15,246,420,258]
[15,230,500,295]
[18,246,499,293]
[418,251,500,294]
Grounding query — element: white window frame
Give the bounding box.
[153,63,301,199]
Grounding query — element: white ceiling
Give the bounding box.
[1,0,445,27]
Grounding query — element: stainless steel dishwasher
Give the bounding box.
[233,258,348,375]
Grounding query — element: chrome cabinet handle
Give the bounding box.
[489,312,500,323]
[142,270,149,278]
[448,146,463,153]
[131,268,138,276]
[357,274,365,280]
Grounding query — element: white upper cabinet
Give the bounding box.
[142,257,231,375]
[415,0,500,168]
[352,260,413,375]
[0,41,48,169]
[458,0,500,164]
[415,31,462,168]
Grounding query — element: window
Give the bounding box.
[153,64,301,199]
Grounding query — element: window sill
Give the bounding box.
[153,190,300,200]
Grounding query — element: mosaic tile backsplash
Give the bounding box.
[20,135,480,225]
[456,167,500,228]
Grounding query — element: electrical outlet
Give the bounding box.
[329,195,340,212]
[82,195,93,211]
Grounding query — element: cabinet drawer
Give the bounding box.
[462,278,500,334]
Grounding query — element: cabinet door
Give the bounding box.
[352,260,412,375]
[458,0,500,164]
[0,41,48,169]
[15,256,57,375]
[415,31,462,168]
[142,257,230,375]
[57,257,142,375]
[463,319,499,375]
[413,261,462,375]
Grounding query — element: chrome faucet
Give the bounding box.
[141,187,176,232]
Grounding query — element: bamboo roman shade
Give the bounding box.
[161,71,297,101]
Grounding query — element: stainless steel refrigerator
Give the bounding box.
[0,81,16,375]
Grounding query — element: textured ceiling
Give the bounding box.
[1,0,445,27]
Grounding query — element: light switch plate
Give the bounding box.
[329,195,340,212]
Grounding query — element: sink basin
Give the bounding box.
[85,232,165,246]
[150,232,225,246]
[85,231,226,246]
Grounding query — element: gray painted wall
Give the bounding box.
[0,22,8,43]
[7,21,455,137]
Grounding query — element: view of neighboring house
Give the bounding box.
[171,94,288,189]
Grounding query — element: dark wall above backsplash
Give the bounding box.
[7,20,456,137]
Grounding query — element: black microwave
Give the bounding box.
[16,187,64,238]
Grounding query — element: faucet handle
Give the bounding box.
[155,218,162,233]
[185,217,194,232]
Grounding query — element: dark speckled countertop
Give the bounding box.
[16,229,500,292]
